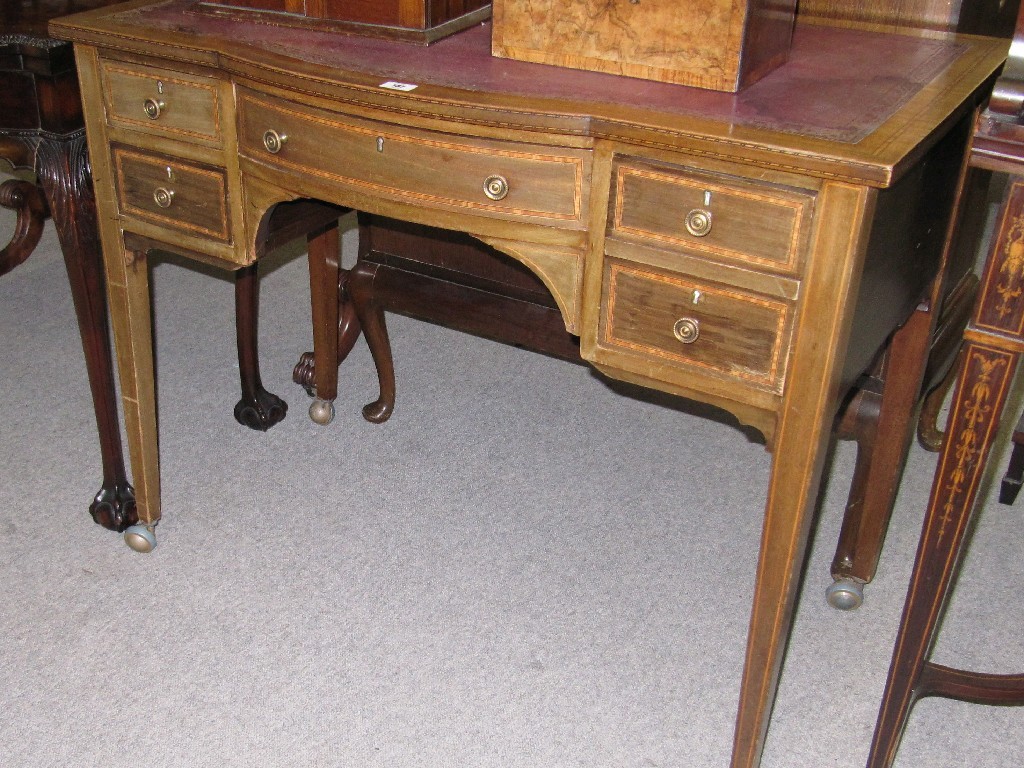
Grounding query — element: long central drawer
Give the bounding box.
[236,89,591,227]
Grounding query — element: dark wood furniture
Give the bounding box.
[193,0,491,43]
[999,411,1024,502]
[1,0,136,530]
[866,11,1024,764]
[1,0,343,531]
[51,3,1005,767]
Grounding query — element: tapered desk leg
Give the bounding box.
[104,239,160,543]
[35,135,137,531]
[866,177,1024,768]
[306,221,341,425]
[731,182,875,768]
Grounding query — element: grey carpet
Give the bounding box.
[1,195,1021,767]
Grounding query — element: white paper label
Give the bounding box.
[379,81,418,92]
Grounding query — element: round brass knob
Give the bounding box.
[673,317,700,344]
[143,98,165,120]
[685,208,713,237]
[483,174,509,201]
[153,187,175,208]
[263,129,288,154]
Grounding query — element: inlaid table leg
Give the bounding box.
[105,240,160,552]
[35,135,137,531]
[731,182,875,768]
[305,221,341,425]
[866,177,1024,768]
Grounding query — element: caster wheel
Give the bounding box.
[124,524,157,553]
[309,398,335,425]
[826,578,864,610]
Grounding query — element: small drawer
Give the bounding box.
[610,161,814,274]
[600,260,794,392]
[100,59,223,143]
[112,146,231,242]
[237,90,590,227]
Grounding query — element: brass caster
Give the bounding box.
[826,578,864,610]
[309,398,335,425]
[124,524,157,553]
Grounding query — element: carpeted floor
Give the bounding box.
[1,196,1021,767]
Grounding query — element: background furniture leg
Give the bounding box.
[347,260,395,424]
[36,136,137,531]
[233,262,288,431]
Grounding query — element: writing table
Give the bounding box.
[49,3,1007,766]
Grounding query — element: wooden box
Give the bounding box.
[193,0,492,44]
[491,0,798,91]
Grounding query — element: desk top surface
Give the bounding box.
[51,0,1009,185]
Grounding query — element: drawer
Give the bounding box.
[237,90,590,227]
[600,259,794,392]
[610,161,814,274]
[100,59,223,143]
[112,146,231,242]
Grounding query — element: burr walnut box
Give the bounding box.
[193,0,491,43]
[491,0,798,91]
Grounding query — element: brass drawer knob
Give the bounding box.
[143,98,165,120]
[153,187,175,208]
[685,208,713,237]
[483,174,509,201]
[263,129,288,154]
[673,317,700,344]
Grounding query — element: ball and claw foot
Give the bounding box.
[233,388,288,432]
[89,481,138,532]
[309,398,335,425]
[124,524,157,553]
[826,578,865,610]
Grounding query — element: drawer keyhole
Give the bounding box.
[673,317,700,344]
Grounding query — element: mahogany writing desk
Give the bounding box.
[49,3,1007,766]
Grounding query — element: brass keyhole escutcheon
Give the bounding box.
[483,174,509,201]
[673,317,700,344]
[153,187,175,208]
[263,129,288,154]
[685,208,713,237]
[143,98,165,120]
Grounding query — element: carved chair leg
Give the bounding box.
[0,179,48,277]
[233,262,288,431]
[35,137,136,531]
[347,260,395,423]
